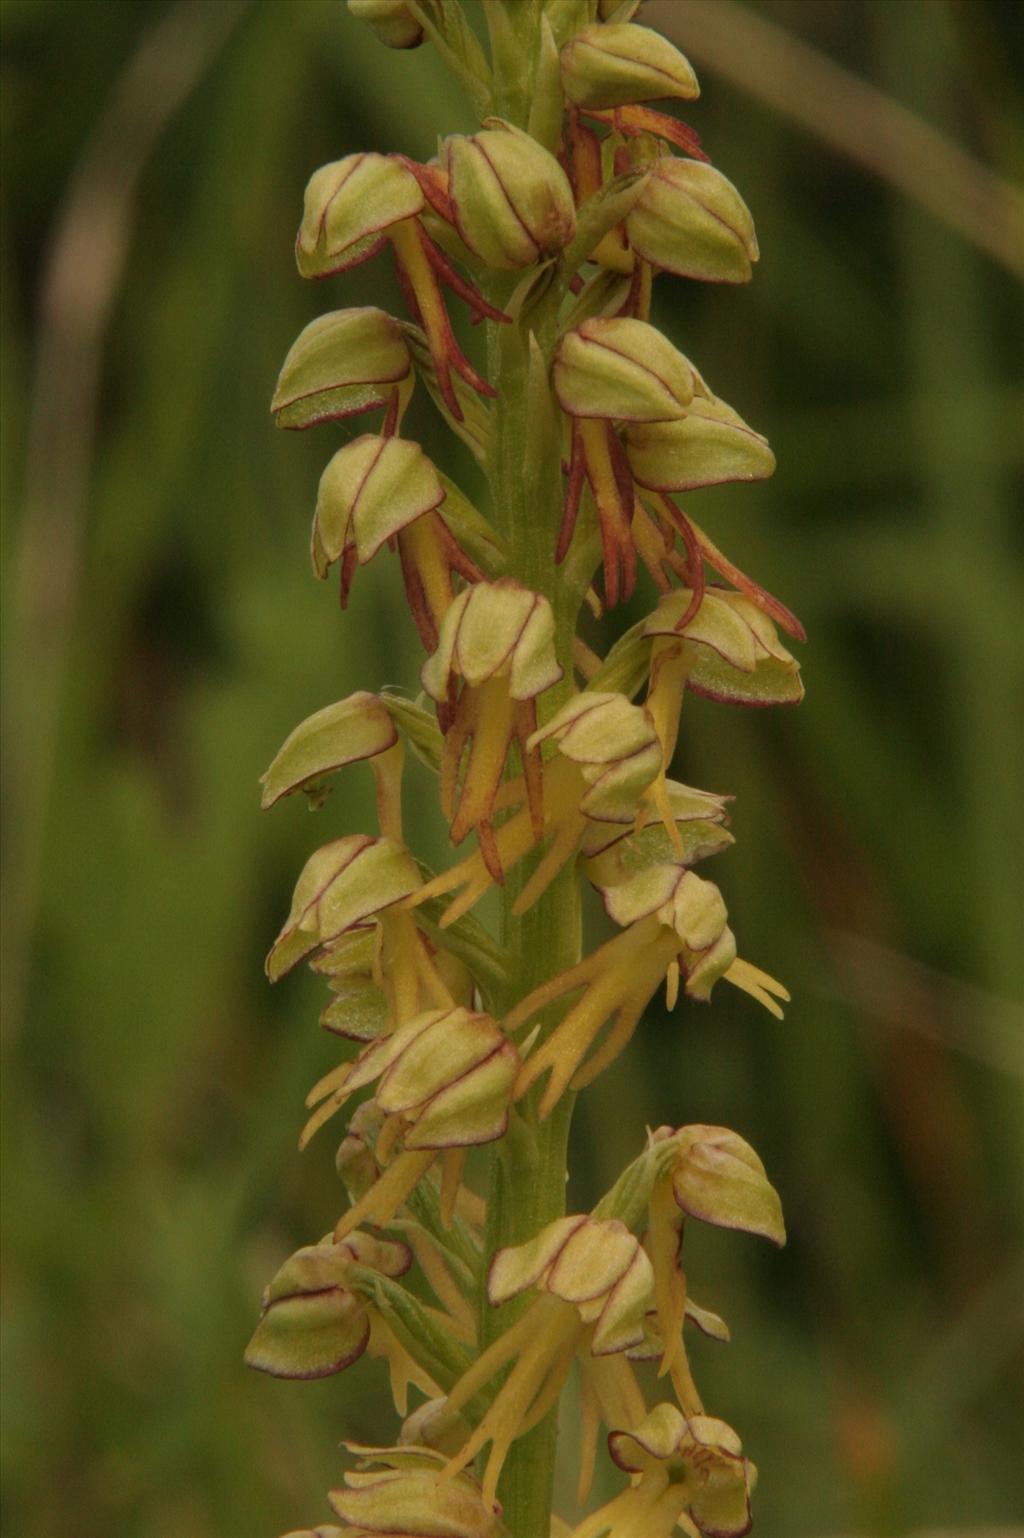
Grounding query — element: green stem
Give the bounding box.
[473,14,587,1528]
[480,270,582,1538]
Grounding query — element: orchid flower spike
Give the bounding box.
[256,6,802,1535]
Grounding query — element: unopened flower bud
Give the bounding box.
[553,316,696,423]
[561,22,699,109]
[312,434,444,575]
[446,119,576,269]
[347,0,424,50]
[297,153,423,278]
[272,307,412,431]
[626,157,758,283]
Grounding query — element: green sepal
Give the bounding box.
[245,1234,410,1381]
[260,692,397,809]
[320,982,391,1042]
[688,644,804,708]
[311,927,378,980]
[267,836,421,982]
[585,814,733,871]
[245,1284,369,1380]
[348,0,425,49]
[296,153,423,278]
[686,1297,731,1343]
[554,316,695,423]
[626,399,775,491]
[646,590,804,708]
[532,691,661,820]
[670,1125,786,1246]
[347,1007,518,1150]
[561,22,699,109]
[421,581,561,701]
[314,435,445,569]
[329,1448,503,1537]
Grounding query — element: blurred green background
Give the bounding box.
[2,1,1022,1535]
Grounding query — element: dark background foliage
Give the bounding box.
[2,2,1022,1535]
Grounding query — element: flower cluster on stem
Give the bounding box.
[251,5,802,1537]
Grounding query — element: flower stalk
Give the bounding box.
[250,5,802,1537]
